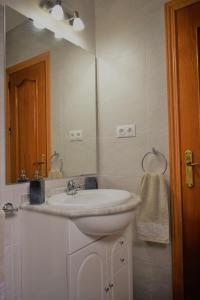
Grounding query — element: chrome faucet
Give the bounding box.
[67,179,80,195]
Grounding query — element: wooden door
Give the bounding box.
[166,0,200,299]
[6,53,51,183]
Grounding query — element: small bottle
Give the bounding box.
[30,170,45,205]
[85,177,98,190]
[17,169,29,183]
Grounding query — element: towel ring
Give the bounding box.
[50,151,59,160]
[50,151,63,172]
[141,148,167,175]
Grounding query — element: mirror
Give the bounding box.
[5,5,96,184]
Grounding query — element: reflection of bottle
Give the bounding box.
[17,169,29,183]
[48,151,63,179]
[30,170,45,205]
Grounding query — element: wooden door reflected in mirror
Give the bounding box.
[6,52,51,183]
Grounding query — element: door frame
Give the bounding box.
[6,52,51,182]
[165,0,200,299]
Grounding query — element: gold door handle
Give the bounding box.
[187,162,200,167]
[185,149,200,188]
[39,154,46,178]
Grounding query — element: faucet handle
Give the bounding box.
[67,179,75,189]
[75,182,81,190]
[67,178,81,195]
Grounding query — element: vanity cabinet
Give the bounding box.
[21,210,133,300]
[67,235,133,300]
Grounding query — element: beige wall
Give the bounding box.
[95,0,172,299]
[0,1,173,299]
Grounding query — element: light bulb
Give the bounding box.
[73,17,85,32]
[51,4,64,21]
[33,20,45,30]
[54,31,63,39]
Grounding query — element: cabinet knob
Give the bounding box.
[120,240,124,246]
[104,286,110,293]
[109,283,114,288]
[120,257,125,263]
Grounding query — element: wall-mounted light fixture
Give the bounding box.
[69,11,85,32]
[33,19,45,30]
[50,0,64,21]
[30,17,63,39]
[40,0,85,32]
[54,31,64,39]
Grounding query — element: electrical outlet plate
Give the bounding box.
[116,124,136,138]
[69,130,83,141]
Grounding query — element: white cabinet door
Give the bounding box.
[21,211,68,300]
[111,267,130,300]
[109,237,133,300]
[68,240,109,300]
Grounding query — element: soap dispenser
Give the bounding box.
[30,170,45,205]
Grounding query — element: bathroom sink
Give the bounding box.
[74,211,135,236]
[47,189,140,236]
[47,189,132,209]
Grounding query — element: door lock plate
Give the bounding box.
[185,149,193,188]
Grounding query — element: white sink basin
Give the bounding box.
[47,189,132,209]
[74,211,135,236]
[47,189,140,236]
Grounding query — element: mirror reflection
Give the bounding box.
[5,6,96,184]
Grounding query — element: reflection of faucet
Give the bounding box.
[67,179,80,195]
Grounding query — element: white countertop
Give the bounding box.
[20,192,141,218]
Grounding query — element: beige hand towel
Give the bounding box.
[0,210,5,300]
[136,173,169,244]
